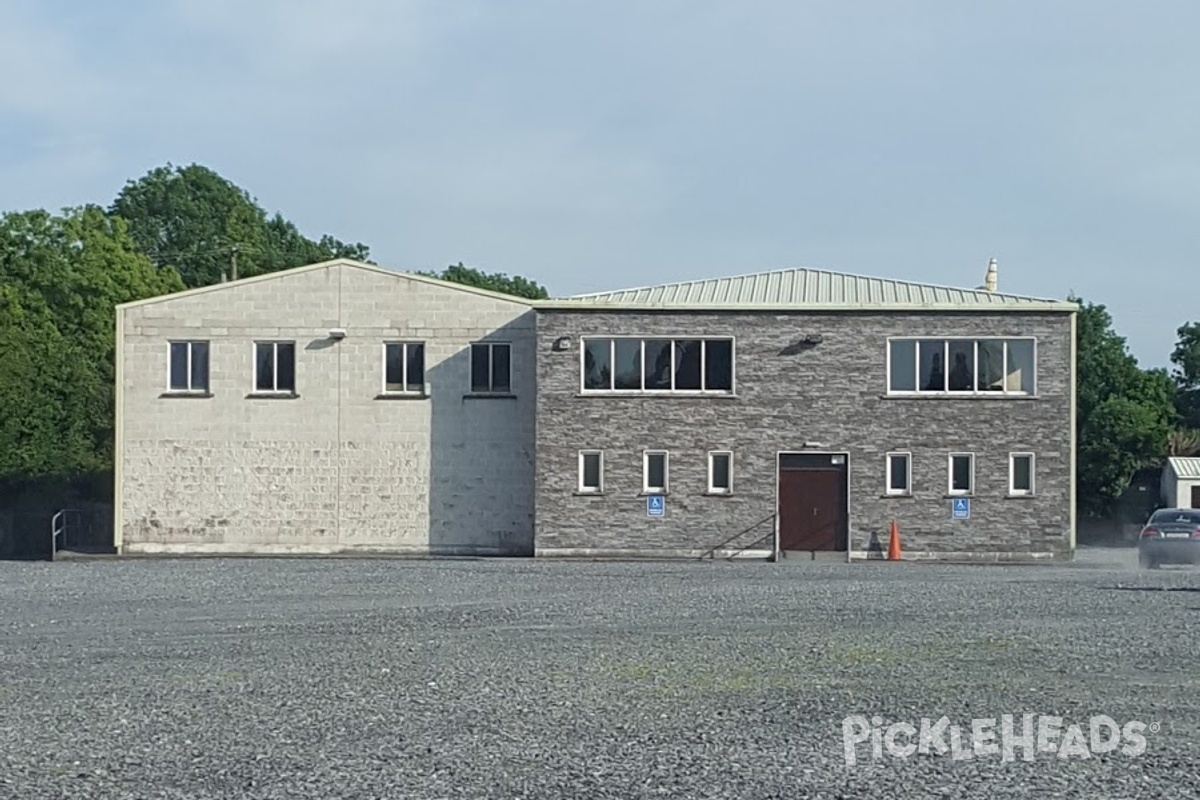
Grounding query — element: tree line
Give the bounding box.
[1,162,1197,527]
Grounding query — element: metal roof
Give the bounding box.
[546,267,1077,312]
[1167,457,1200,480]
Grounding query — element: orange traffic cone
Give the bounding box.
[887,520,902,561]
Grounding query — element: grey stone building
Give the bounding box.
[114,258,1076,561]
[533,263,1077,561]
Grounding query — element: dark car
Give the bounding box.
[1138,508,1200,569]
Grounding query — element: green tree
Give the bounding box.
[110,163,370,287]
[421,262,549,300]
[1171,321,1200,428]
[1073,297,1177,517]
[0,206,184,480]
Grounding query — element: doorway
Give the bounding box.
[777,452,849,552]
[1191,485,1200,509]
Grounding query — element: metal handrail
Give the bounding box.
[724,530,776,561]
[51,510,67,559]
[698,513,775,560]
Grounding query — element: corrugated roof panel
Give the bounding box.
[557,266,1074,310]
[1168,457,1200,480]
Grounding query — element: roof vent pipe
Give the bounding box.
[984,258,998,293]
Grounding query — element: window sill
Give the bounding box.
[944,493,975,499]
[575,392,738,400]
[246,392,300,399]
[881,493,914,499]
[463,393,518,400]
[160,391,213,399]
[573,490,606,497]
[375,393,429,401]
[639,491,669,497]
[1005,493,1036,499]
[703,490,734,497]
[881,393,1039,401]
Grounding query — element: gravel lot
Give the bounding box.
[3,547,1199,799]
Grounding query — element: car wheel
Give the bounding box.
[1139,552,1158,570]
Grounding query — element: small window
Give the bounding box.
[471,342,511,394]
[254,341,296,393]
[643,450,669,493]
[708,451,733,494]
[579,451,603,493]
[886,452,911,496]
[949,453,974,495]
[1010,453,1035,495]
[384,342,426,394]
[168,341,209,393]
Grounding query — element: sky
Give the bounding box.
[1,0,1197,368]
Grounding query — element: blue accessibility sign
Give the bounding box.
[647,495,665,517]
[952,497,971,519]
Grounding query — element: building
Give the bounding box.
[533,261,1078,561]
[115,260,537,555]
[1162,457,1200,509]
[114,257,1078,561]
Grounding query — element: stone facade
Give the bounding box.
[533,309,1075,560]
[116,261,536,555]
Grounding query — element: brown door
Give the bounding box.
[778,454,848,551]
[1192,486,1200,509]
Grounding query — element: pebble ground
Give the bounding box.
[3,548,1199,799]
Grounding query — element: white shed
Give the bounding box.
[1162,457,1200,509]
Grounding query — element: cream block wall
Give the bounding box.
[116,261,536,555]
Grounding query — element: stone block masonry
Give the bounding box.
[533,309,1074,560]
[117,262,537,555]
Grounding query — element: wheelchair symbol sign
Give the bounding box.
[952,497,970,519]
[647,495,665,517]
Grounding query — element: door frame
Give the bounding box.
[775,450,852,562]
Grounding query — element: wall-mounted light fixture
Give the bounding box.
[552,336,571,351]
[804,333,823,344]
[329,328,347,340]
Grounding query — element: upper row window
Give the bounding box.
[166,339,511,397]
[581,337,734,393]
[887,338,1035,395]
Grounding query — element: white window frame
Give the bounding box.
[885,451,912,496]
[643,450,669,494]
[166,340,209,393]
[948,452,975,496]
[382,341,426,395]
[252,340,297,394]
[470,341,512,394]
[707,450,734,494]
[885,337,1037,397]
[1009,452,1036,496]
[579,336,736,395]
[578,450,604,494]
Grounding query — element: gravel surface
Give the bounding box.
[3,547,1200,799]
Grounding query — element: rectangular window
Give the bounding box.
[643,450,669,493]
[168,341,209,392]
[886,452,911,496]
[949,453,974,495]
[579,450,603,493]
[581,337,735,394]
[471,342,511,394]
[383,342,426,394]
[708,451,733,494]
[888,338,1036,396]
[254,341,295,393]
[1010,453,1035,495]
